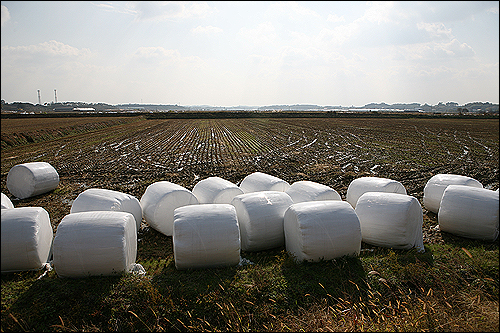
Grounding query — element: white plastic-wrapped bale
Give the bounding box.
[1,207,53,272]
[231,191,293,252]
[52,211,138,278]
[355,192,424,252]
[6,162,59,199]
[1,193,14,209]
[438,185,499,241]
[140,181,198,236]
[285,180,341,204]
[239,172,290,193]
[346,177,406,208]
[192,176,244,204]
[423,174,483,213]
[70,188,143,231]
[173,204,240,270]
[284,200,361,262]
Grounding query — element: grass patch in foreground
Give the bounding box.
[1,227,498,332]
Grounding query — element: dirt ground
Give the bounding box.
[1,116,498,246]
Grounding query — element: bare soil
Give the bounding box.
[1,116,498,246]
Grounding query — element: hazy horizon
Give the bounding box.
[1,1,499,106]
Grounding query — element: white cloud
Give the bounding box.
[317,22,359,47]
[487,6,499,14]
[133,46,181,61]
[1,40,91,62]
[130,46,207,73]
[93,2,136,15]
[398,38,475,62]
[363,1,399,24]
[131,1,214,21]
[437,39,475,58]
[1,5,11,27]
[417,22,453,40]
[239,22,277,45]
[95,3,118,10]
[268,1,321,22]
[326,13,345,23]
[192,25,223,35]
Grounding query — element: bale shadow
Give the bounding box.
[440,230,500,251]
[3,271,122,331]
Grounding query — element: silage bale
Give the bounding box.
[285,180,341,204]
[231,191,293,252]
[1,193,14,209]
[355,192,424,252]
[70,188,143,231]
[423,174,483,213]
[173,204,240,270]
[284,200,361,262]
[6,162,59,199]
[140,181,198,236]
[192,176,243,204]
[239,172,290,193]
[52,211,138,278]
[1,207,53,272]
[346,176,406,208]
[438,185,499,241]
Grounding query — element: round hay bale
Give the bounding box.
[346,176,406,208]
[1,207,53,272]
[286,180,341,203]
[140,181,198,236]
[53,211,138,278]
[239,172,290,193]
[423,174,483,213]
[70,188,142,231]
[355,192,424,252]
[284,200,361,262]
[231,191,293,252]
[173,204,240,270]
[192,176,243,204]
[6,162,59,199]
[1,193,14,209]
[438,185,498,241]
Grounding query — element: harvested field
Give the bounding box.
[1,116,139,150]
[1,115,499,332]
[2,116,498,237]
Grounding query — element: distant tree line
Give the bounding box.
[1,99,498,114]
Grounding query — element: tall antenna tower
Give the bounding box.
[37,90,41,105]
[54,89,57,103]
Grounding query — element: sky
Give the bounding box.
[1,1,499,107]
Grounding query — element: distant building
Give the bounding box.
[53,106,95,112]
[73,108,95,112]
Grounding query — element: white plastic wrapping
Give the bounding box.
[52,211,138,278]
[70,188,143,231]
[192,176,244,204]
[284,200,361,262]
[423,174,483,213]
[239,172,290,193]
[173,204,240,270]
[438,185,499,241]
[346,177,406,208]
[285,180,341,204]
[140,181,198,236]
[231,191,293,252]
[6,162,59,199]
[1,207,53,272]
[355,192,424,252]
[1,193,14,209]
